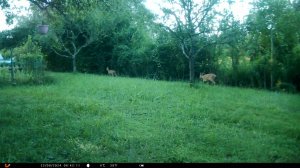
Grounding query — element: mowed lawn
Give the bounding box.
[0,72,300,163]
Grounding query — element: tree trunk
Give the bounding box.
[231,47,239,86]
[232,58,239,86]
[72,55,77,72]
[264,70,267,89]
[189,56,195,86]
[270,29,274,89]
[10,49,16,85]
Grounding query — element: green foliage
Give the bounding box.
[0,0,10,9]
[1,72,300,162]
[73,0,158,76]
[1,0,300,91]
[274,81,297,93]
[0,49,10,58]
[13,35,46,83]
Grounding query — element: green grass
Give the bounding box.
[1,72,300,163]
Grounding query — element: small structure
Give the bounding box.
[0,54,13,65]
[37,25,49,34]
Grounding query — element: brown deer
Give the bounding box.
[106,67,117,76]
[200,73,216,85]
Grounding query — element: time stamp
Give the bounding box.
[40,164,120,168]
[2,163,146,168]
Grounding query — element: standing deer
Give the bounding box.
[106,67,117,76]
[200,73,216,85]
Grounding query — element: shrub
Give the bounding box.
[14,35,46,83]
[274,80,296,93]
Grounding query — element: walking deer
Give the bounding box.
[200,73,216,85]
[106,67,117,76]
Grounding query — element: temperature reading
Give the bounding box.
[110,164,118,167]
[99,164,106,167]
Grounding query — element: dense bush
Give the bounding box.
[0,35,47,84]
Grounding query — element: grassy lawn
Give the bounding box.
[1,72,300,163]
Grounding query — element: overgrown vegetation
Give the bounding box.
[0,0,300,91]
[0,35,47,84]
[1,73,300,162]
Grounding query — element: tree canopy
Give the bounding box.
[1,0,299,92]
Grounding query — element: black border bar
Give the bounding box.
[1,163,299,168]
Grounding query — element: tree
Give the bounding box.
[219,12,247,86]
[30,0,101,72]
[245,0,300,90]
[161,0,220,86]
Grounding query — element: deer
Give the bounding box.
[200,73,216,85]
[106,67,117,76]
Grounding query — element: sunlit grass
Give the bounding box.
[1,72,300,162]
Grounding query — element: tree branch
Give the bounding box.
[51,47,71,59]
[181,43,189,59]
